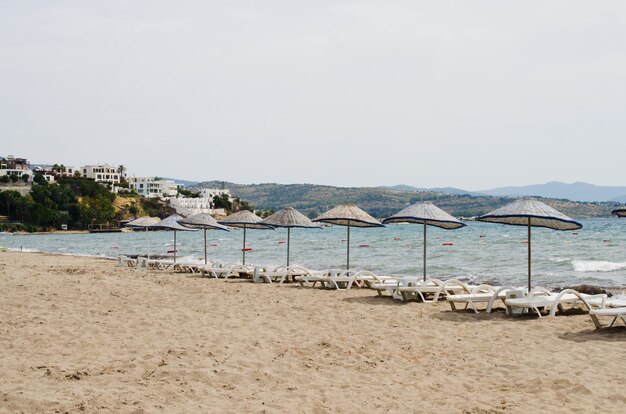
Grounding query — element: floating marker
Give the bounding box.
[479,235,486,238]
[111,246,119,249]
[242,247,253,251]
[393,237,400,241]
[209,244,218,247]
[278,241,285,244]
[167,249,177,253]
[442,242,454,246]
[359,244,369,247]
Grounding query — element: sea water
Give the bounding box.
[2,219,625,289]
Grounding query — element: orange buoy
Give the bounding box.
[359,244,369,247]
[442,242,453,246]
[167,249,177,253]
[242,247,253,251]
[278,241,285,244]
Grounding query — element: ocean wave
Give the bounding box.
[8,247,40,253]
[572,260,626,273]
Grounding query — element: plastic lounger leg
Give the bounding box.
[469,301,479,314]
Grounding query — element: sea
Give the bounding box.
[2,219,625,290]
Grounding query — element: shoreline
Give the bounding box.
[4,249,626,296]
[1,251,624,413]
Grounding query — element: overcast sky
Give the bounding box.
[1,1,625,190]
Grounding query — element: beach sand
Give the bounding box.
[1,252,624,413]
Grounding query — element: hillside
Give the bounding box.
[193,181,618,219]
[480,181,626,202]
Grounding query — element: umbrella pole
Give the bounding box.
[174,231,177,263]
[243,227,247,265]
[347,223,351,270]
[423,223,427,282]
[204,228,207,265]
[146,227,149,260]
[528,217,531,292]
[287,227,291,267]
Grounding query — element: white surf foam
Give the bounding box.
[572,260,626,273]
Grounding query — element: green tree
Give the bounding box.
[21,174,30,183]
[78,194,116,226]
[33,173,48,185]
[9,174,18,183]
[0,190,22,218]
[213,194,232,211]
[178,188,199,198]
[0,175,9,184]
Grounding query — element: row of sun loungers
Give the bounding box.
[116,254,626,329]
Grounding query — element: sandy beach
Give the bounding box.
[1,252,625,413]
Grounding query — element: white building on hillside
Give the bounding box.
[129,177,178,198]
[0,155,33,182]
[169,188,231,216]
[80,164,121,184]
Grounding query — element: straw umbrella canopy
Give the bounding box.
[312,204,384,270]
[126,216,161,228]
[179,213,230,264]
[218,210,274,265]
[150,214,197,263]
[612,207,626,217]
[260,207,321,267]
[125,216,161,259]
[476,198,582,291]
[383,202,465,281]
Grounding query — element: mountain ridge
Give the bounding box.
[191,180,619,219]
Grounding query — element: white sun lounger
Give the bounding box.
[446,285,522,313]
[589,307,626,329]
[372,276,420,298]
[505,289,607,318]
[396,278,474,303]
[295,269,342,287]
[198,263,254,278]
[312,270,385,290]
[253,266,316,284]
[116,255,137,268]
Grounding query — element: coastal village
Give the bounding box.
[0,154,239,232]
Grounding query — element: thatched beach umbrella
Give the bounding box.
[476,198,582,291]
[125,216,161,259]
[150,214,197,263]
[179,213,230,264]
[313,204,384,270]
[219,210,274,265]
[383,202,465,281]
[260,207,321,267]
[126,216,161,228]
[612,207,626,217]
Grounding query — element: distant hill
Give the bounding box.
[163,178,200,187]
[193,180,617,219]
[379,185,481,196]
[480,181,626,202]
